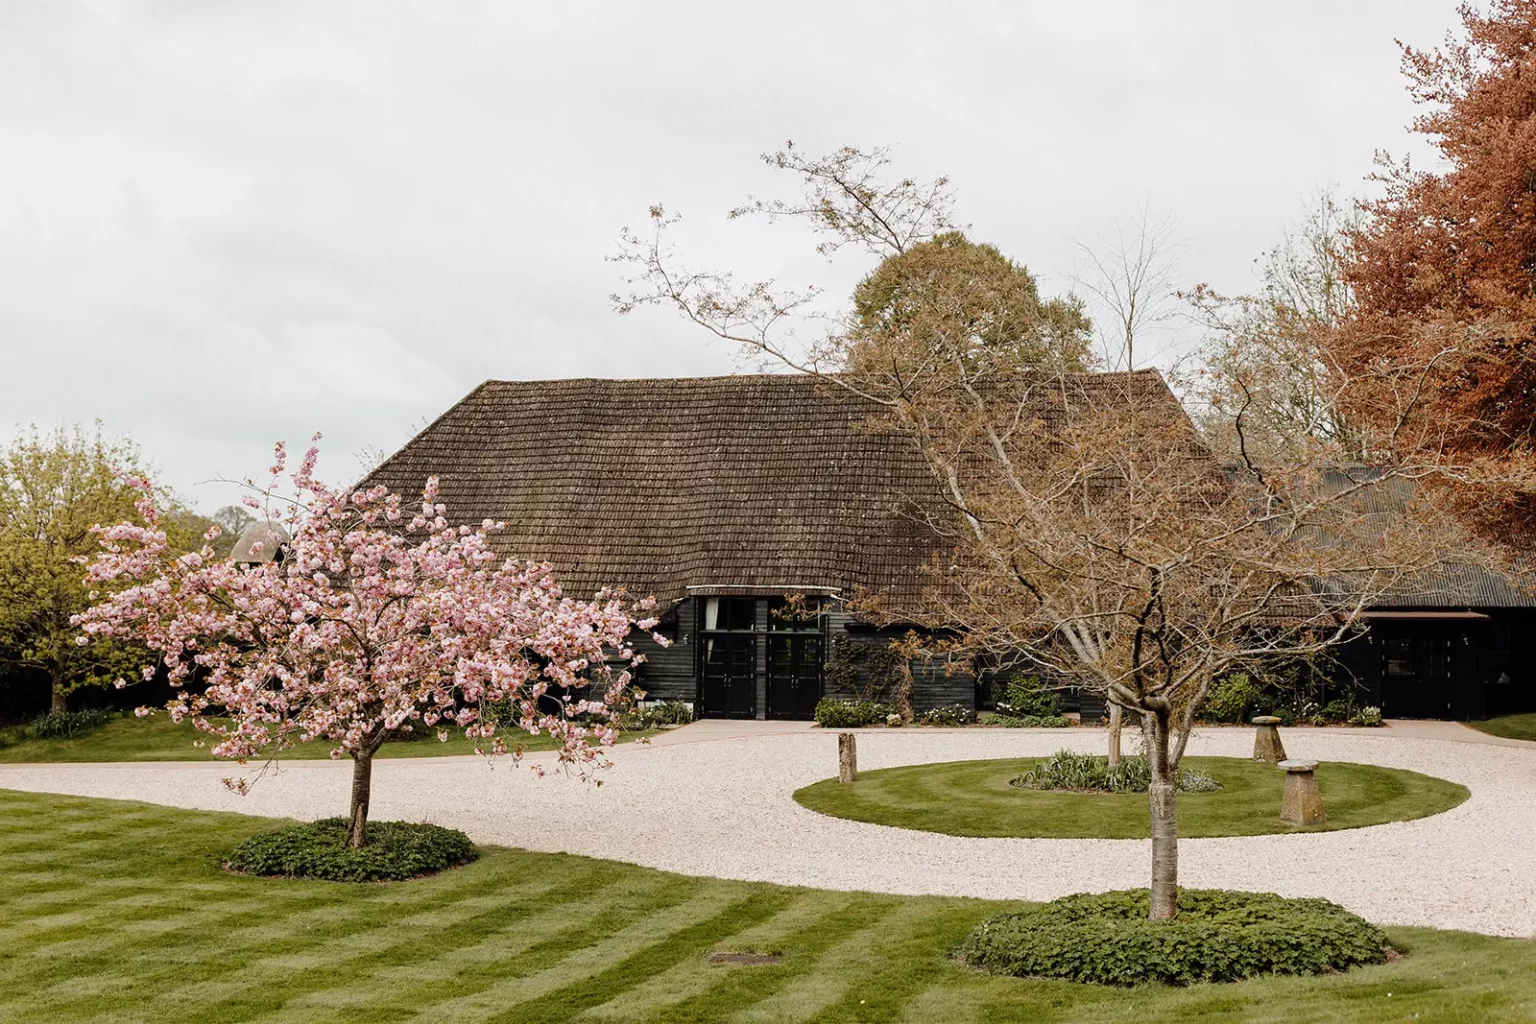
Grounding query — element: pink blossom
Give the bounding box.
[74,439,654,798]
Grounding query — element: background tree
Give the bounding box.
[615,143,1090,379]
[1073,204,1181,371]
[616,143,1470,919]
[207,504,256,559]
[1190,190,1363,463]
[1338,0,1536,543]
[846,231,1092,377]
[0,424,165,713]
[78,439,661,848]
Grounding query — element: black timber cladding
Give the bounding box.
[631,597,977,718]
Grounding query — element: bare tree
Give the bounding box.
[1073,203,1182,371]
[354,415,433,477]
[614,145,1478,920]
[1188,189,1364,463]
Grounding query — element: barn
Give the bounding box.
[366,372,1536,722]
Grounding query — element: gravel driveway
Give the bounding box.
[1,726,1531,937]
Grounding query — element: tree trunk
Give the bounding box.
[345,750,374,849]
[1145,708,1179,920]
[1106,702,1122,767]
[894,661,915,723]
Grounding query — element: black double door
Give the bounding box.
[768,635,823,721]
[1381,633,1452,719]
[697,596,824,720]
[700,634,757,719]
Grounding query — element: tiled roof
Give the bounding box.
[364,373,1530,617]
[1316,469,1536,609]
[363,371,1171,614]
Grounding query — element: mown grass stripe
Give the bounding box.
[487,889,793,1024]
[730,901,958,1024]
[401,884,754,1024]
[365,872,683,981]
[801,902,1002,1024]
[304,863,687,991]
[577,891,861,1021]
[168,862,636,1023]
[634,894,905,1024]
[0,850,601,1021]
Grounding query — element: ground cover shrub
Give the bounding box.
[919,703,973,726]
[644,700,694,726]
[956,888,1391,986]
[616,699,695,731]
[994,675,1061,719]
[26,708,115,740]
[977,711,1072,727]
[1279,690,1367,726]
[1199,670,1378,728]
[1200,672,1264,724]
[225,818,478,882]
[1318,698,1358,724]
[814,699,891,728]
[1275,700,1318,726]
[1351,706,1383,727]
[1011,749,1220,794]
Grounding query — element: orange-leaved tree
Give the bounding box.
[1340,0,1536,543]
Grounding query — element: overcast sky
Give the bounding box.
[1,0,1461,511]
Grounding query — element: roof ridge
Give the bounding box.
[478,368,1165,386]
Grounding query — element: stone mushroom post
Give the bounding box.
[838,732,858,784]
[1279,759,1326,825]
[1251,715,1287,762]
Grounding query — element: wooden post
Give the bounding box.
[1251,715,1287,762]
[1106,703,1123,767]
[1279,759,1325,825]
[838,732,857,784]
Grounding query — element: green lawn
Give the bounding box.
[0,713,653,763]
[1,790,1534,1023]
[1468,714,1536,742]
[794,757,1469,839]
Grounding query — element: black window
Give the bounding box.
[1384,637,1413,678]
[701,597,755,632]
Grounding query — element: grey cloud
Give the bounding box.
[0,0,1456,508]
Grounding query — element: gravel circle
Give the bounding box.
[1,727,1532,937]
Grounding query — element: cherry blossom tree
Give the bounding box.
[75,438,661,848]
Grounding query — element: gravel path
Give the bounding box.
[1,726,1532,937]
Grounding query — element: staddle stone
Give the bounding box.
[1252,715,1287,762]
[1279,758,1326,825]
[838,732,857,784]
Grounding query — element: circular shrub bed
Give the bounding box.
[957,889,1390,986]
[226,818,478,882]
[794,756,1468,838]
